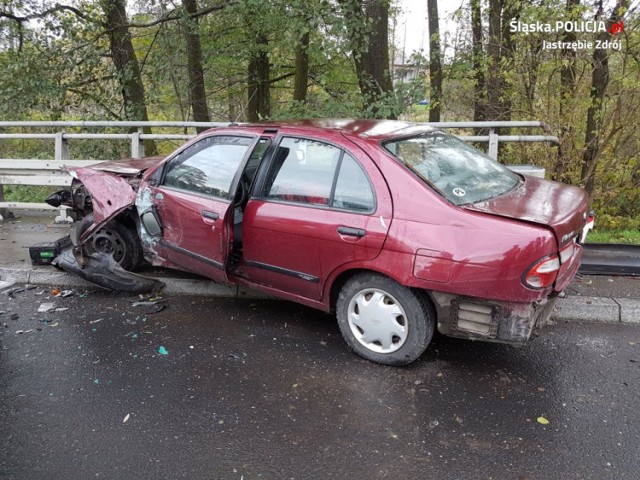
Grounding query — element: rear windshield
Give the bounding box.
[383,132,520,205]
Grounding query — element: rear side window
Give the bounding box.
[163,135,252,199]
[264,137,375,212]
[332,153,375,212]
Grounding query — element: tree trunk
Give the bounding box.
[554,0,580,182]
[499,0,517,121]
[486,0,503,120]
[485,0,516,122]
[581,0,628,195]
[340,0,394,118]
[101,0,157,155]
[470,0,486,122]
[293,29,310,103]
[427,0,442,122]
[182,0,210,133]
[247,33,270,122]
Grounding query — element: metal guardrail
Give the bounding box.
[579,243,640,276]
[0,120,558,216]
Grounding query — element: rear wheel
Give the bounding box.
[336,273,435,366]
[76,213,143,271]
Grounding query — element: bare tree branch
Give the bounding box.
[0,4,87,23]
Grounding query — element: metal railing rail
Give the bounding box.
[0,120,558,217]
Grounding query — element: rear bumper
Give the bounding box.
[555,243,583,292]
[430,291,558,345]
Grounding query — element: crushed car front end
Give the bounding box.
[44,157,166,293]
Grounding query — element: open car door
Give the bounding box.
[137,134,260,283]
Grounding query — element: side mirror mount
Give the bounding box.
[140,208,162,237]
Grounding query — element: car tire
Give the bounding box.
[336,273,435,366]
[76,213,143,271]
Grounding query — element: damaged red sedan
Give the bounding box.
[46,120,591,365]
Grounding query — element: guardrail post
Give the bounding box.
[131,128,145,158]
[0,185,6,221]
[55,132,70,161]
[488,128,499,160]
[53,131,72,223]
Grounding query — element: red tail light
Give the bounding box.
[523,254,560,289]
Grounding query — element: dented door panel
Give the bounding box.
[148,186,231,282]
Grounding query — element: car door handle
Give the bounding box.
[337,226,366,238]
[202,210,219,221]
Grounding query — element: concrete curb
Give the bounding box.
[1,266,639,324]
[0,266,270,300]
[551,295,640,324]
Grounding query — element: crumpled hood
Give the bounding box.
[66,167,137,223]
[91,156,164,176]
[465,175,590,245]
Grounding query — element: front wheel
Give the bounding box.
[76,213,143,271]
[336,273,435,366]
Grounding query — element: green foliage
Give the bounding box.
[4,185,56,203]
[0,0,638,226]
[587,227,640,244]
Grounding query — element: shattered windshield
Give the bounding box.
[383,132,520,206]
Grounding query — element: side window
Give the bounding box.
[265,137,340,205]
[163,136,252,199]
[264,137,375,212]
[244,138,271,184]
[332,153,375,212]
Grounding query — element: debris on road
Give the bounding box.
[0,279,16,292]
[55,290,75,298]
[38,302,56,313]
[158,346,169,355]
[537,416,550,425]
[131,299,165,307]
[132,296,168,315]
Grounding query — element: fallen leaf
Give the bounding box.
[537,416,549,425]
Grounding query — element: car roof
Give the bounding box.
[224,119,438,142]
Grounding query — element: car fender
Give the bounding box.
[66,167,137,241]
[67,167,137,222]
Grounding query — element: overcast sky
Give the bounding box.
[394,0,464,61]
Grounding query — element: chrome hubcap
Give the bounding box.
[347,288,408,354]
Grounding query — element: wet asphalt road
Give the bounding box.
[1,287,639,480]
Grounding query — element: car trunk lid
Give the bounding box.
[465,175,590,245]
